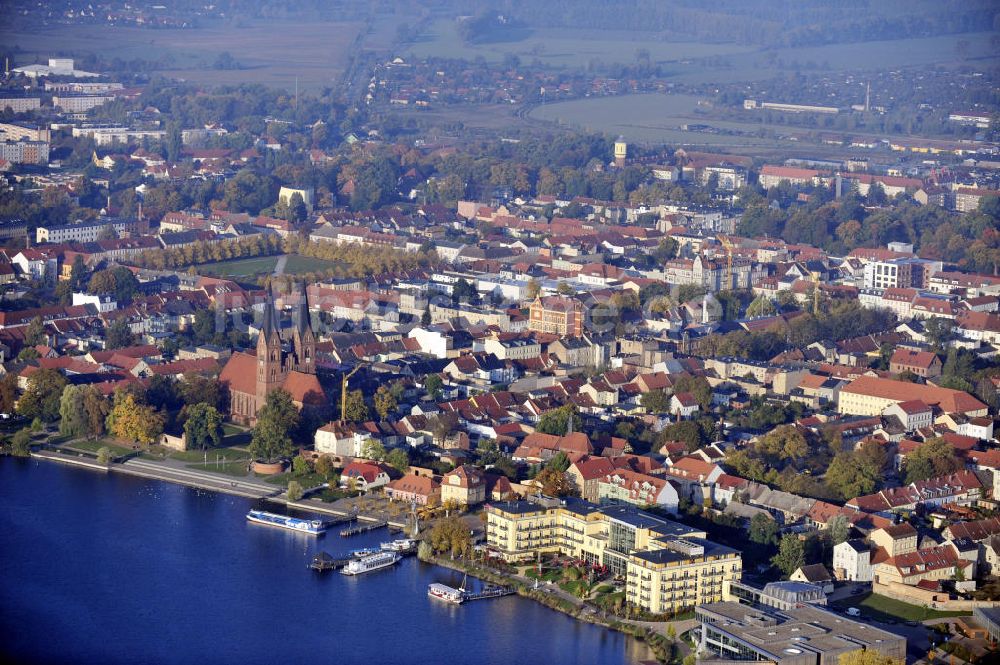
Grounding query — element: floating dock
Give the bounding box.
[428,582,515,604]
[340,519,388,537]
[309,552,351,571]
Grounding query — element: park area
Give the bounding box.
[191,254,343,280]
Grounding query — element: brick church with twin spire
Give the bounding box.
[220,284,326,425]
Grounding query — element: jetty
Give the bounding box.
[309,552,351,571]
[429,580,516,604]
[340,518,387,537]
[462,585,516,601]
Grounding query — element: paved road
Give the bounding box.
[273,255,288,276]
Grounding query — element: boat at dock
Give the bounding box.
[428,583,465,604]
[309,552,351,572]
[428,573,515,604]
[348,547,381,558]
[380,538,418,553]
[246,510,326,534]
[341,551,401,576]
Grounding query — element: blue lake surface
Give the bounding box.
[0,459,651,665]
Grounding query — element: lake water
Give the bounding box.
[0,459,652,665]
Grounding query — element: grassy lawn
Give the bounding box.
[283,255,343,273]
[265,471,326,488]
[186,461,253,477]
[835,593,969,622]
[170,447,250,463]
[188,254,343,280]
[61,438,135,457]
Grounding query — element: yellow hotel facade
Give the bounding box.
[485,497,742,614]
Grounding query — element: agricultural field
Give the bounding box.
[409,20,1000,82]
[406,21,753,69]
[529,93,806,148]
[1,18,367,89]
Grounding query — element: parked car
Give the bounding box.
[846,607,862,617]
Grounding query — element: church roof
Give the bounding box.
[219,352,326,405]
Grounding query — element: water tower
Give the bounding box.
[614,136,627,167]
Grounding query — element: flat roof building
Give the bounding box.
[697,601,905,665]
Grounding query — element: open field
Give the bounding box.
[1,18,365,90]
[529,93,806,148]
[409,21,1000,82]
[407,21,754,68]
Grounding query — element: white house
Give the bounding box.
[314,422,371,458]
[833,539,873,582]
[670,392,700,419]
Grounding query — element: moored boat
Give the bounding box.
[246,510,326,534]
[427,583,465,604]
[380,538,418,553]
[341,551,401,576]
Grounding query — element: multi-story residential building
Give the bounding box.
[52,94,116,113]
[528,296,584,337]
[661,254,752,292]
[954,187,996,213]
[697,601,905,664]
[700,165,747,191]
[0,95,42,113]
[0,139,49,165]
[862,258,937,290]
[0,122,51,143]
[485,498,741,614]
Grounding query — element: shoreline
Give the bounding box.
[23,451,674,662]
[422,553,676,663]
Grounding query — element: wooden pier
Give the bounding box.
[339,519,388,537]
[323,513,357,527]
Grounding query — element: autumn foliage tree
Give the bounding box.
[107,391,164,445]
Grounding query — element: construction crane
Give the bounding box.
[810,271,821,315]
[340,363,365,423]
[719,236,735,290]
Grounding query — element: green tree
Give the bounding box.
[749,513,779,546]
[360,439,387,462]
[672,374,713,411]
[0,373,19,415]
[286,480,304,502]
[640,388,670,413]
[183,403,223,450]
[536,404,581,436]
[386,447,410,473]
[17,368,67,422]
[772,534,805,577]
[82,386,109,439]
[525,278,541,301]
[903,437,962,484]
[59,385,88,437]
[315,455,334,480]
[24,316,46,347]
[343,389,369,422]
[659,420,705,451]
[249,389,299,463]
[424,374,443,400]
[828,514,850,545]
[547,451,571,473]
[10,428,32,457]
[96,446,113,464]
[825,451,879,500]
[105,319,136,350]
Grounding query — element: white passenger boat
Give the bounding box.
[246,510,326,534]
[340,551,401,576]
[380,538,418,553]
[427,583,465,604]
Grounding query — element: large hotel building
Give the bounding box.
[485,497,741,614]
